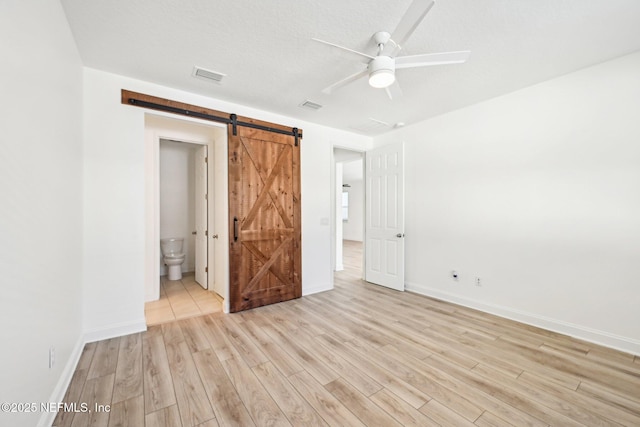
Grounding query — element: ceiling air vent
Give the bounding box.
[192,66,226,83]
[349,118,392,133]
[299,100,323,111]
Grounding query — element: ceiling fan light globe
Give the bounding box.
[369,69,395,88]
[368,56,396,88]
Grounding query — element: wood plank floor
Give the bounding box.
[54,241,640,426]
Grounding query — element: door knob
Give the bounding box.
[192,231,197,235]
[396,233,405,238]
[212,234,219,239]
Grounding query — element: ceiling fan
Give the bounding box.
[312,0,470,99]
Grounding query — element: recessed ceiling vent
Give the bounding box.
[192,66,226,83]
[299,100,323,111]
[349,118,392,133]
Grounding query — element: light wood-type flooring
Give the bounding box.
[54,241,640,426]
[145,273,223,326]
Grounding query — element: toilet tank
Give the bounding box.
[160,238,184,255]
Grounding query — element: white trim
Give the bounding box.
[38,319,147,426]
[145,113,229,305]
[406,281,640,356]
[37,336,85,427]
[83,319,147,344]
[302,283,332,297]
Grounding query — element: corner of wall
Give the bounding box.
[302,283,333,297]
[83,319,147,344]
[37,336,85,427]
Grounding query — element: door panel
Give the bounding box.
[365,142,405,291]
[195,145,208,289]
[228,126,301,312]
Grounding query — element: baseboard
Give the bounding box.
[405,281,640,356]
[38,335,85,427]
[303,283,332,297]
[38,319,148,426]
[83,319,147,344]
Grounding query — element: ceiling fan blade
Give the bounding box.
[312,38,375,62]
[385,80,403,100]
[395,50,471,69]
[385,0,435,55]
[321,69,369,94]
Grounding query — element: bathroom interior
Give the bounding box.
[144,138,222,325]
[160,140,197,280]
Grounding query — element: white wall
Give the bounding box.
[0,1,84,426]
[342,159,364,242]
[82,67,371,335]
[374,51,640,354]
[159,140,197,274]
[82,71,147,338]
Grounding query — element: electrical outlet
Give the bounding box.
[451,270,459,281]
[49,346,55,369]
[475,277,481,287]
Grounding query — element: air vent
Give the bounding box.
[349,118,392,133]
[192,66,226,83]
[299,100,323,111]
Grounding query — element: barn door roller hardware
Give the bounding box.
[122,90,302,145]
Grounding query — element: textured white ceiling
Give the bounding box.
[61,0,640,135]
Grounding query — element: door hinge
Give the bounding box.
[205,193,208,200]
[205,156,208,163]
[205,266,208,273]
[205,230,208,236]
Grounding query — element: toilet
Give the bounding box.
[160,238,186,281]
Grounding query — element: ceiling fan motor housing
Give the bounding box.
[373,31,391,47]
[368,56,396,88]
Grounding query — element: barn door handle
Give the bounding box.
[233,217,238,241]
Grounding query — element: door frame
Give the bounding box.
[158,139,208,287]
[330,145,366,288]
[144,112,230,312]
[331,143,406,291]
[194,144,208,289]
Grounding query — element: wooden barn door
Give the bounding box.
[228,125,301,312]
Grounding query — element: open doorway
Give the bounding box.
[332,142,405,291]
[333,148,364,280]
[144,113,229,324]
[159,139,206,287]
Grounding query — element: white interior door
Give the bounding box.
[195,145,208,289]
[365,142,405,291]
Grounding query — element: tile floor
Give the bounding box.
[144,273,223,326]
